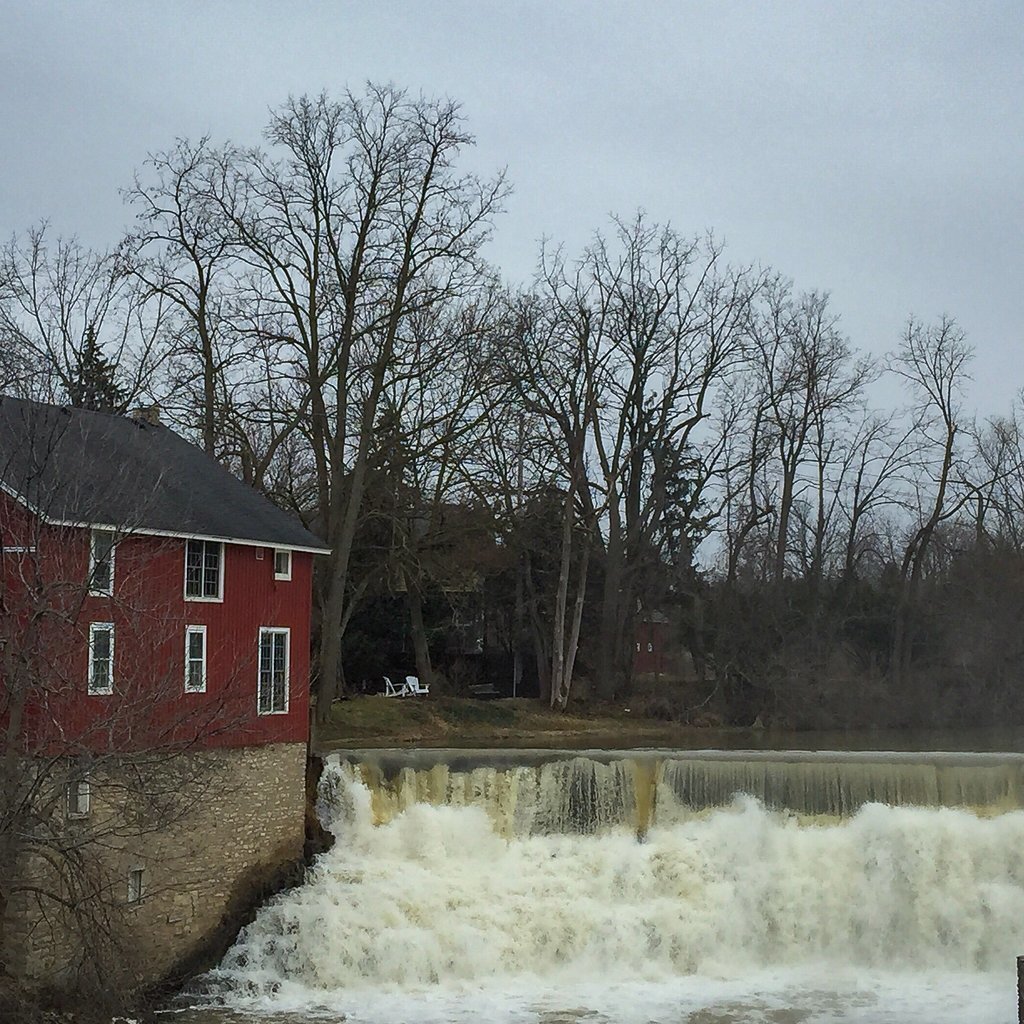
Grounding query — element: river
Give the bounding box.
[174,745,1024,1023]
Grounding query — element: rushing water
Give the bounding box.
[177,749,1024,1023]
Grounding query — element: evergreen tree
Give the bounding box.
[68,324,124,412]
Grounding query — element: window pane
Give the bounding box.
[93,629,110,660]
[91,562,109,592]
[275,634,287,711]
[91,661,109,691]
[90,531,113,592]
[188,631,204,659]
[260,675,273,712]
[273,634,284,709]
[185,541,203,596]
[203,545,219,596]
[259,634,272,713]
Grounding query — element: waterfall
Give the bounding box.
[341,748,1024,835]
[191,751,1024,1023]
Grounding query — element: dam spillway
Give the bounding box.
[342,747,1024,834]
[187,748,1024,1024]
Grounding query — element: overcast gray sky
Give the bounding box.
[2,1,1022,410]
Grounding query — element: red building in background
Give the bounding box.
[634,610,671,675]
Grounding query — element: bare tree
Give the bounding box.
[968,400,1024,551]
[717,373,775,586]
[123,138,247,457]
[889,316,974,683]
[523,218,754,700]
[197,88,507,717]
[0,225,167,408]
[747,283,874,584]
[355,287,509,689]
[505,289,598,707]
[837,411,918,582]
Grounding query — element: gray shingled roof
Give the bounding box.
[0,397,329,552]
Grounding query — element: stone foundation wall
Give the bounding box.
[8,742,308,994]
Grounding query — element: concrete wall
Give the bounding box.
[8,742,307,995]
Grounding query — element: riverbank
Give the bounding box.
[314,695,697,751]
[313,696,1024,754]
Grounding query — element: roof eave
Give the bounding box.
[0,484,330,554]
[44,518,332,555]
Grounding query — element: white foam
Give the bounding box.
[197,759,1024,1022]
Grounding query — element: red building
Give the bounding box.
[0,397,328,753]
[634,610,671,675]
[0,397,328,993]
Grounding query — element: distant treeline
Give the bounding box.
[3,85,1022,726]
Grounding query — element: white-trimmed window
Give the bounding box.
[184,625,207,693]
[184,539,223,600]
[273,548,292,580]
[88,623,114,694]
[67,776,91,818]
[89,530,115,596]
[258,627,289,715]
[127,867,145,903]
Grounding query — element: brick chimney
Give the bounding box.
[131,404,161,426]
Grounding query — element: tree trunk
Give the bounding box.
[555,545,590,711]
[596,527,624,701]
[407,578,433,689]
[774,464,795,582]
[891,425,955,686]
[524,551,551,703]
[550,487,574,708]
[512,552,525,697]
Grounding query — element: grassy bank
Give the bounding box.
[314,695,697,751]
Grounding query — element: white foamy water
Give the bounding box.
[183,755,1024,1023]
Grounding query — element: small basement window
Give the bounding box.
[184,625,207,693]
[127,868,145,903]
[89,530,115,596]
[67,776,91,818]
[273,549,292,580]
[88,623,114,694]
[184,539,223,600]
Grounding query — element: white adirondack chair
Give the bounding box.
[383,675,411,697]
[405,675,429,696]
